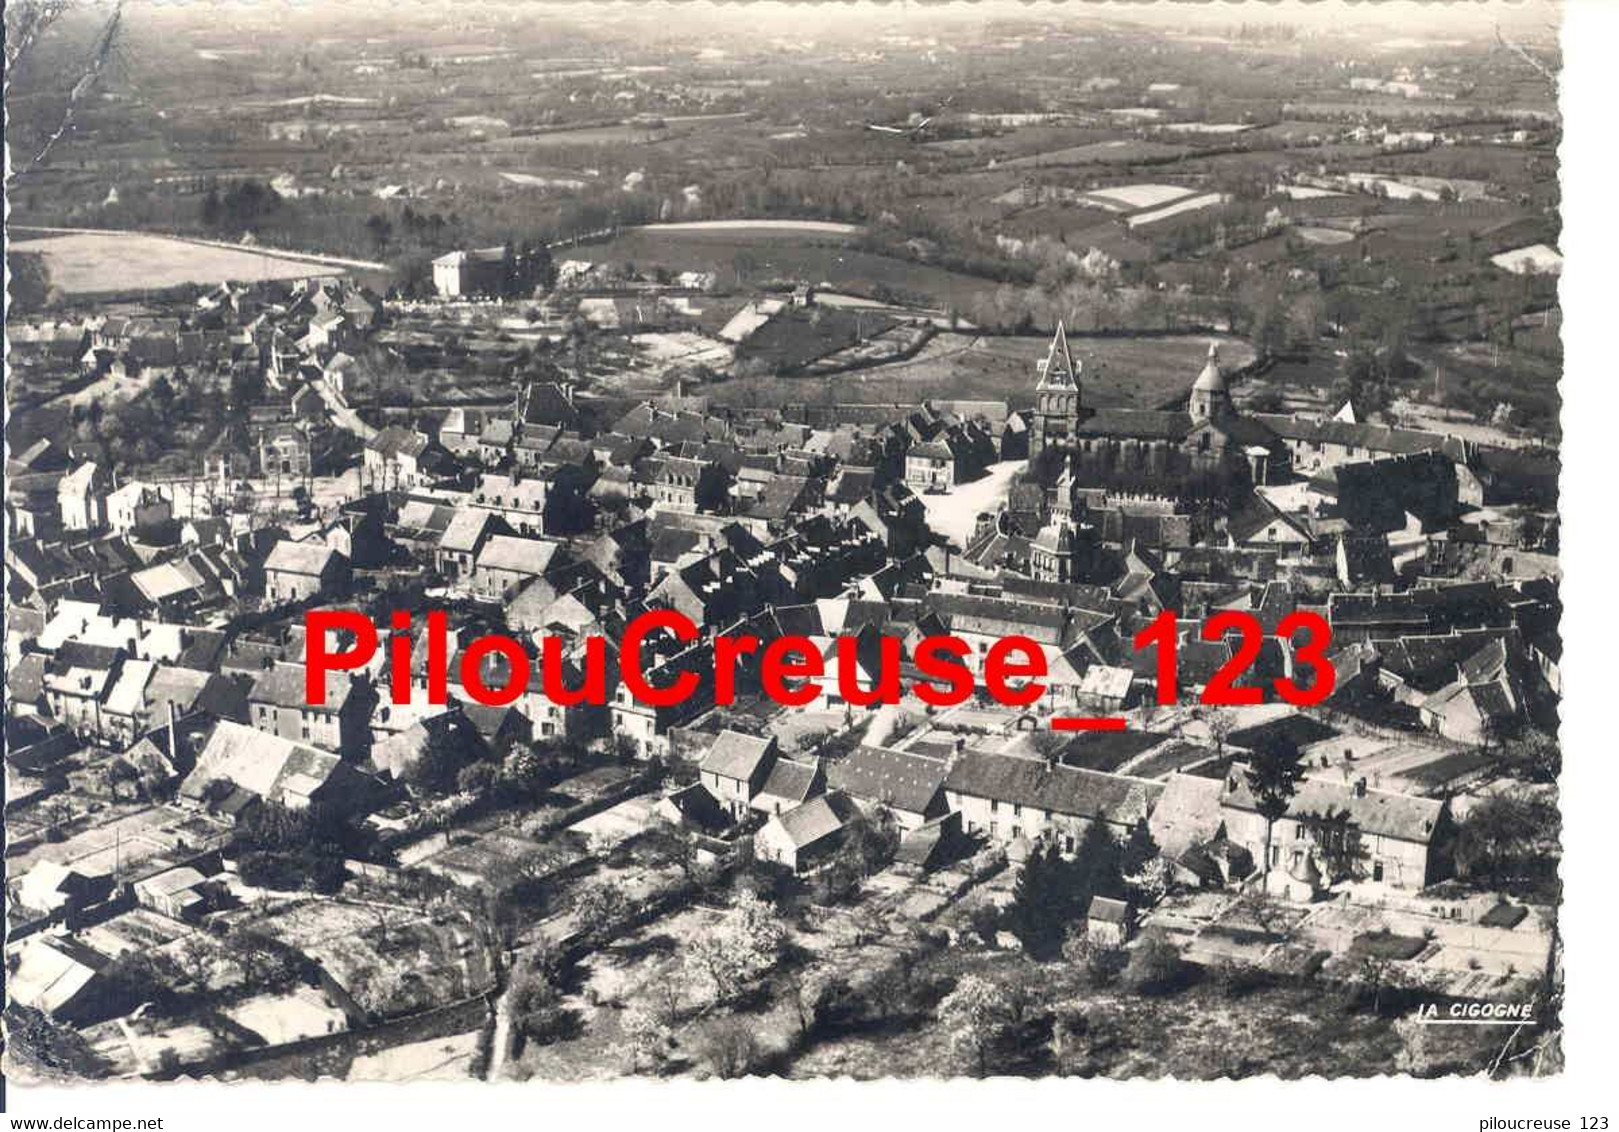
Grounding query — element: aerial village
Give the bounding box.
[0,0,1567,1081]
[4,258,1561,1081]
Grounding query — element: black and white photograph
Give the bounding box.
[1,0,1586,1112]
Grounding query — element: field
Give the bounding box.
[1127,192,1228,228]
[9,231,350,296]
[1085,184,1197,211]
[1002,139,1192,169]
[705,332,1258,412]
[1296,226,1358,246]
[569,231,1001,310]
[1491,243,1563,275]
[635,220,863,237]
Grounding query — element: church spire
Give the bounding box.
[1037,321,1080,390]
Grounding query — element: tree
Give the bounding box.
[502,745,549,796]
[1454,789,1560,896]
[456,760,499,796]
[1203,707,1237,755]
[174,933,218,993]
[937,974,1012,1077]
[1072,819,1124,908]
[1007,841,1068,949]
[227,926,302,986]
[1124,855,1172,909]
[841,806,900,876]
[1488,731,1561,785]
[691,1017,758,1079]
[1062,925,1126,988]
[573,880,633,940]
[637,817,697,879]
[1119,818,1160,879]
[786,969,850,1039]
[682,890,784,1005]
[509,957,572,1045]
[1122,927,1188,995]
[618,1003,673,1072]
[1244,736,1304,885]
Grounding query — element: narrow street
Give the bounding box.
[312,377,378,442]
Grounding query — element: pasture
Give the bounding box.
[1001,139,1192,169]
[707,331,1257,412]
[9,230,349,296]
[569,229,1001,311]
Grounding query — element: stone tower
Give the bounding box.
[1029,322,1084,458]
[1188,342,1234,425]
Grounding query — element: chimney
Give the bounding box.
[168,700,180,769]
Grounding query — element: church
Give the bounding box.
[1027,324,1287,500]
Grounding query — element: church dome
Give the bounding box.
[1192,343,1226,393]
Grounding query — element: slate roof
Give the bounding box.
[182,720,365,809]
[700,729,775,782]
[826,746,948,815]
[944,752,1161,824]
[477,535,560,575]
[1075,409,1195,442]
[770,790,860,850]
[9,653,48,703]
[756,758,821,806]
[1089,895,1130,924]
[1221,766,1444,845]
[1147,772,1225,856]
[250,662,352,712]
[1252,414,1466,461]
[924,591,1071,645]
[439,508,497,554]
[264,539,340,577]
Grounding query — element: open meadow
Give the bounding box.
[9,230,353,296]
[706,331,1258,411]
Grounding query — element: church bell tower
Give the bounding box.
[1030,322,1083,458]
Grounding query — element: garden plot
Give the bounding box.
[347,1030,481,1081]
[630,331,732,369]
[567,794,660,846]
[500,171,592,190]
[226,987,348,1046]
[1083,183,1198,211]
[79,908,193,959]
[248,899,493,1018]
